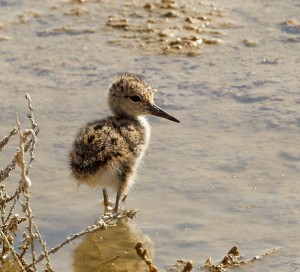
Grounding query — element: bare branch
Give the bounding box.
[28,209,139,268]
[25,94,37,130]
[0,127,18,152]
[135,241,158,272]
[205,245,281,272]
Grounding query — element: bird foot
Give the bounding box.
[103,205,120,215]
[104,204,113,212]
[102,201,121,213]
[103,198,112,208]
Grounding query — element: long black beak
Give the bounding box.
[149,104,180,123]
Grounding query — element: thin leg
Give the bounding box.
[114,165,131,212]
[113,189,121,213]
[102,188,109,207]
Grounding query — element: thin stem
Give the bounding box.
[27,209,139,269]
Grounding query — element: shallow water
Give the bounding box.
[0,0,300,271]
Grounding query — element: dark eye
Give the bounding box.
[129,95,141,102]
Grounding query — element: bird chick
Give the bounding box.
[69,74,179,212]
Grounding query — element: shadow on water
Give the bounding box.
[72,219,152,272]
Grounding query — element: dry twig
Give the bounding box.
[135,241,158,272]
[28,209,139,269]
[0,94,44,271]
[205,245,280,272]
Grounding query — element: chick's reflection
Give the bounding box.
[73,220,152,272]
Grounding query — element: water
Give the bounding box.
[0,0,299,271]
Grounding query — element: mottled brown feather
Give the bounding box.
[69,74,178,211]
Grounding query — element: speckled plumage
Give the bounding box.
[69,74,179,212]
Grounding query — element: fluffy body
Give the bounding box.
[70,116,150,196]
[69,74,179,211]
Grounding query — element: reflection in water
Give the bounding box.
[72,219,152,272]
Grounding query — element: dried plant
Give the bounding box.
[0,94,52,272]
[204,245,280,272]
[135,241,158,272]
[28,209,139,269]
